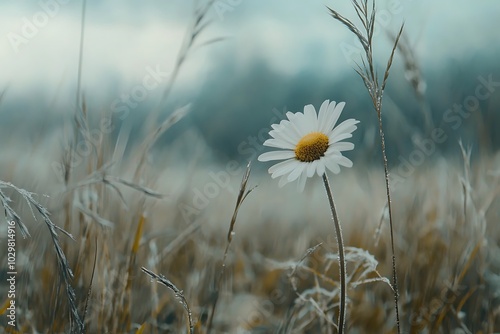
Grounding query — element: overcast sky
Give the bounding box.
[0,0,498,106]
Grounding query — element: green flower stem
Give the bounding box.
[322,173,346,333]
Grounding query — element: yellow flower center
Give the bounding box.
[294,132,329,162]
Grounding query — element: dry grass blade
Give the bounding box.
[367,0,376,49]
[289,243,323,279]
[107,176,166,199]
[352,1,368,30]
[288,243,337,330]
[62,162,166,201]
[389,31,433,132]
[0,187,30,238]
[206,162,254,334]
[121,215,147,332]
[145,0,215,125]
[74,202,114,228]
[135,104,191,180]
[0,87,8,106]
[153,222,201,263]
[456,243,481,287]
[459,140,472,219]
[135,323,147,334]
[141,267,194,334]
[227,161,254,242]
[374,202,388,246]
[101,178,129,209]
[1,182,76,239]
[382,24,404,92]
[194,36,228,50]
[145,104,191,151]
[0,299,10,316]
[81,237,98,333]
[327,7,368,51]
[0,180,82,332]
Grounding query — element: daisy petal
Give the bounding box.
[325,146,342,156]
[258,150,295,162]
[321,101,345,133]
[287,163,306,182]
[316,159,325,176]
[278,175,289,187]
[324,158,341,174]
[286,111,299,122]
[317,99,331,128]
[269,159,300,178]
[289,111,311,137]
[269,129,295,146]
[263,138,295,150]
[303,104,318,132]
[336,155,353,167]
[329,118,359,140]
[297,171,307,192]
[286,112,307,138]
[329,132,353,144]
[273,121,301,143]
[306,161,317,177]
[329,141,355,152]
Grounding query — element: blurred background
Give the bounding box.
[2,2,500,332]
[1,0,499,169]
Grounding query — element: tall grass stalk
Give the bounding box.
[328,1,403,332]
[133,0,219,185]
[206,162,253,334]
[144,0,219,128]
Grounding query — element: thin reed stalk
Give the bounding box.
[328,1,403,331]
[206,162,253,334]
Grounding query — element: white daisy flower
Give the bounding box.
[258,100,359,191]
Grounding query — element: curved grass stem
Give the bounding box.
[322,173,346,333]
[377,114,401,333]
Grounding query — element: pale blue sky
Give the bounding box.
[0,0,498,106]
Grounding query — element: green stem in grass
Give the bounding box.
[322,173,346,334]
